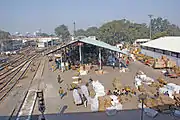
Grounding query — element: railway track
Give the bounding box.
[0,54,36,81]
[0,47,36,76]
[0,54,37,102]
[0,55,24,71]
[8,57,42,120]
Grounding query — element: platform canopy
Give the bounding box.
[60,37,128,55]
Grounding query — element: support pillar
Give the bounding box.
[79,45,82,64]
[99,48,102,70]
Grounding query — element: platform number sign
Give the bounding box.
[37,90,45,113]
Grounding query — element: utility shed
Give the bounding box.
[141,36,180,66]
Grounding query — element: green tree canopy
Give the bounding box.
[54,17,180,45]
[39,33,50,37]
[0,30,11,40]
[54,24,70,41]
[151,17,180,39]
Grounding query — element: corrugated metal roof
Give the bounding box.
[141,36,180,53]
[79,38,127,54]
[47,38,128,55]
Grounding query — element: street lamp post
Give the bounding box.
[148,15,153,40]
[138,93,147,120]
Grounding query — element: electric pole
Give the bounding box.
[73,22,76,38]
[148,14,153,40]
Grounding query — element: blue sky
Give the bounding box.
[0,0,179,34]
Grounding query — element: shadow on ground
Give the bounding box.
[1,107,179,120]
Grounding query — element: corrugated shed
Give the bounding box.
[141,36,180,53]
[79,38,127,54]
[47,38,128,55]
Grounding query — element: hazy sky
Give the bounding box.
[0,0,179,34]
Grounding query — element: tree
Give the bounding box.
[0,30,11,40]
[54,17,180,45]
[39,33,49,37]
[54,25,70,41]
[97,19,149,45]
[151,17,180,38]
[86,27,98,36]
[75,29,86,36]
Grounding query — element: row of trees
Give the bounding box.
[54,17,180,45]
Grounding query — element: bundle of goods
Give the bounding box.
[144,95,175,111]
[173,66,180,76]
[79,70,88,75]
[166,83,180,94]
[158,95,176,111]
[106,95,123,111]
[98,70,104,74]
[159,83,180,99]
[85,64,93,71]
[112,78,122,90]
[130,54,136,61]
[90,97,99,112]
[138,85,146,92]
[174,94,180,107]
[135,72,154,89]
[166,60,176,68]
[89,89,96,98]
[149,82,161,88]
[92,80,105,98]
[79,65,88,75]
[157,77,167,85]
[70,83,79,89]
[98,96,112,111]
[145,59,154,67]
[135,54,145,61]
[161,56,168,61]
[80,65,85,71]
[153,59,166,69]
[71,65,76,70]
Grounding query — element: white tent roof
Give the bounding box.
[141,36,180,53]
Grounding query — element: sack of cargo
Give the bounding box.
[89,89,96,98]
[98,97,106,111]
[166,61,176,68]
[90,97,99,112]
[80,65,85,71]
[98,96,112,111]
[138,85,145,92]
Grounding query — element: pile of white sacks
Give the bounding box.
[159,83,180,99]
[134,71,154,89]
[90,80,122,112]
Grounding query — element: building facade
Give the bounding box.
[141,36,180,66]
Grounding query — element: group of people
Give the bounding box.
[107,88,136,96]
[58,74,89,108]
